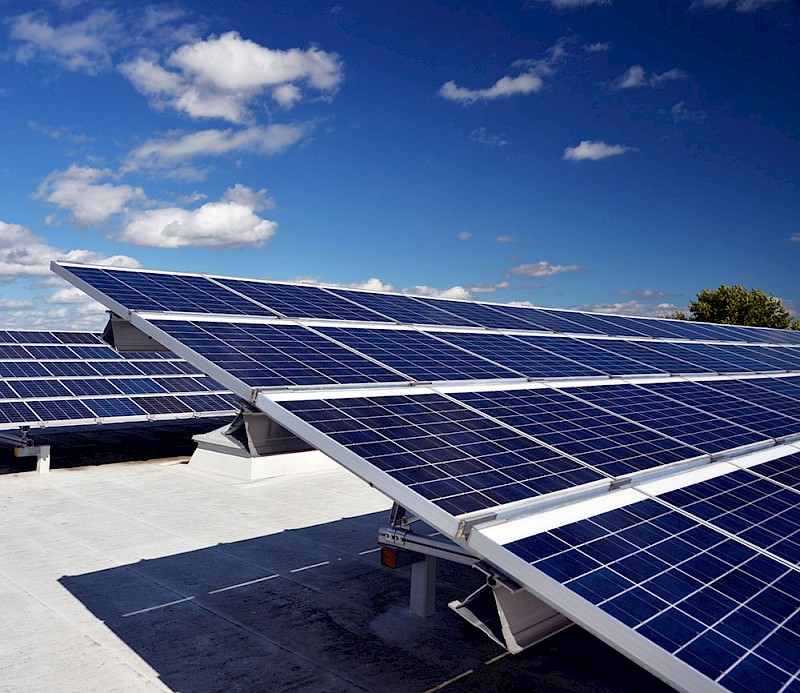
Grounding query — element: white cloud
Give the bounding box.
[120,31,343,122]
[613,65,687,90]
[296,276,473,300]
[404,284,472,300]
[438,38,570,105]
[0,298,34,311]
[0,221,140,283]
[439,73,543,105]
[124,124,309,171]
[690,0,786,11]
[457,231,473,241]
[9,9,119,74]
[508,261,582,278]
[563,140,634,161]
[583,42,611,52]
[574,300,682,317]
[670,101,709,124]
[496,235,517,243]
[465,281,511,294]
[35,165,145,227]
[117,185,277,249]
[789,233,800,243]
[617,289,676,300]
[469,127,508,147]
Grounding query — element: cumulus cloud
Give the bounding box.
[508,261,582,278]
[496,235,517,243]
[124,124,309,171]
[583,42,611,52]
[789,233,800,243]
[563,140,634,161]
[617,289,677,300]
[613,65,686,90]
[117,185,277,249]
[0,221,140,283]
[457,231,473,241]
[574,300,683,317]
[296,276,473,300]
[465,281,511,294]
[120,31,343,122]
[438,37,569,105]
[35,165,145,227]
[0,298,34,311]
[9,9,119,74]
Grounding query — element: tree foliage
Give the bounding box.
[666,285,799,329]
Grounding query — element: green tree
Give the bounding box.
[665,285,799,329]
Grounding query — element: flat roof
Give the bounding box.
[0,458,669,692]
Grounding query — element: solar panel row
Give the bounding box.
[147,319,800,390]
[53,261,800,693]
[0,329,238,430]
[61,263,800,346]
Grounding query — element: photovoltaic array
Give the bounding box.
[0,329,237,431]
[54,261,800,693]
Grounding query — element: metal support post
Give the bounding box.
[409,555,437,617]
[36,446,51,474]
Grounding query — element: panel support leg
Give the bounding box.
[410,556,436,617]
[36,446,51,474]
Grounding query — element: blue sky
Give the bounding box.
[0,0,798,329]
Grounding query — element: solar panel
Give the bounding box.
[317,326,524,382]
[0,328,237,431]
[53,261,800,693]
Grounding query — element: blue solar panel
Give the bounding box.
[156,376,212,393]
[635,342,753,374]
[0,401,37,424]
[0,362,50,378]
[133,395,193,414]
[747,452,800,491]
[642,381,800,440]
[216,278,391,322]
[700,378,800,422]
[60,378,122,397]
[517,335,663,376]
[281,393,603,515]
[69,345,120,360]
[406,298,539,330]
[83,397,146,418]
[25,345,79,360]
[435,332,603,378]
[63,265,273,315]
[318,326,524,382]
[490,304,607,335]
[0,382,16,399]
[41,361,100,378]
[677,343,783,373]
[51,331,103,344]
[180,394,234,412]
[90,360,144,376]
[455,388,705,476]
[0,345,32,359]
[719,345,800,371]
[10,380,72,399]
[133,360,193,376]
[152,320,404,387]
[27,399,94,421]
[505,497,800,692]
[112,378,168,395]
[579,339,705,374]
[7,330,61,344]
[563,384,768,453]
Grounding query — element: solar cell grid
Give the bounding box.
[90,360,144,377]
[84,397,146,418]
[112,378,167,394]
[60,378,122,397]
[281,393,604,515]
[435,332,603,378]
[678,343,782,373]
[6,330,61,344]
[504,498,800,692]
[412,298,540,331]
[746,453,800,492]
[152,319,403,387]
[579,339,705,374]
[0,401,37,424]
[643,381,800,441]
[490,304,605,335]
[50,331,103,344]
[0,362,49,378]
[318,326,523,382]
[25,345,79,360]
[562,384,768,453]
[455,388,705,477]
[181,393,235,412]
[0,345,32,359]
[57,266,167,311]
[10,380,72,400]
[156,376,211,392]
[134,395,193,415]
[42,361,100,378]
[701,379,800,424]
[715,345,800,371]
[69,345,120,360]
[518,335,663,376]
[327,287,480,327]
[639,342,758,374]
[27,399,94,421]
[216,278,389,322]
[0,382,16,399]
